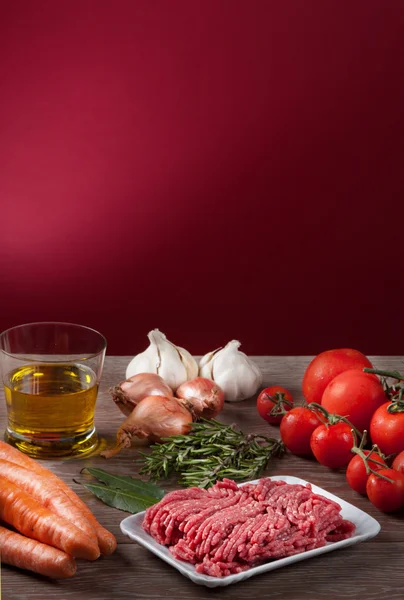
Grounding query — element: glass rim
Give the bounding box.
[0,321,107,362]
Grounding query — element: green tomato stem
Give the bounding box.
[387,399,404,414]
[364,367,404,381]
[307,403,362,440]
[350,433,393,482]
[266,392,293,417]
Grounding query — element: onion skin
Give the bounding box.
[176,377,225,419]
[101,396,193,458]
[110,373,174,416]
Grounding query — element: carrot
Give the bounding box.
[0,441,117,555]
[0,458,98,546]
[0,525,77,579]
[0,475,100,560]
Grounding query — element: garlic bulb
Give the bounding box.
[126,329,198,391]
[199,340,262,402]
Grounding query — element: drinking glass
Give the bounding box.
[0,322,106,458]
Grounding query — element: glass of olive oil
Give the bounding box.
[0,322,106,459]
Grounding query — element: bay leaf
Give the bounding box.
[79,468,165,513]
[83,467,165,500]
[80,481,159,513]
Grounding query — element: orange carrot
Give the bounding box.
[0,458,98,546]
[0,475,100,560]
[0,441,117,555]
[0,525,77,579]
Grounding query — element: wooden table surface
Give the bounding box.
[1,356,403,600]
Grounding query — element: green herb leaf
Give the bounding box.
[78,468,165,513]
[139,418,285,488]
[83,467,165,500]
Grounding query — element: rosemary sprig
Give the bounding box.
[139,419,285,488]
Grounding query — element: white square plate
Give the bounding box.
[120,475,380,588]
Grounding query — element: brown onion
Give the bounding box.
[176,377,225,419]
[110,373,173,416]
[101,395,193,458]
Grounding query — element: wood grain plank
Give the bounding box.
[0,355,403,599]
[1,543,404,600]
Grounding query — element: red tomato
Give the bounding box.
[366,468,404,513]
[280,407,323,455]
[310,422,354,468]
[321,370,386,433]
[392,450,404,474]
[256,386,293,424]
[302,348,373,405]
[346,451,387,495]
[370,402,404,455]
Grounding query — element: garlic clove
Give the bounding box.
[199,340,262,402]
[126,329,198,391]
[150,330,189,391]
[176,345,199,381]
[126,346,158,379]
[198,347,221,379]
[126,337,159,378]
[211,341,254,402]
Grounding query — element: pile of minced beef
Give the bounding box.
[143,478,356,578]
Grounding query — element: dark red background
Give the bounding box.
[1,0,404,357]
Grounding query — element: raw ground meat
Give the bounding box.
[142,478,356,578]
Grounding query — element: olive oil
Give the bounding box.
[4,363,99,458]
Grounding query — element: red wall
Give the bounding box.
[1,1,404,356]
